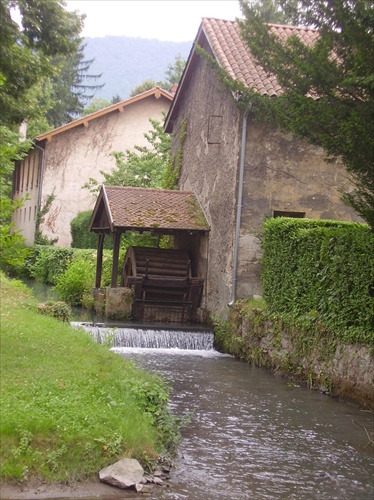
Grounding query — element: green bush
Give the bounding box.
[70,211,113,249]
[37,301,71,322]
[262,218,374,344]
[29,246,74,284]
[54,255,95,305]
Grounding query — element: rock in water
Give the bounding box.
[99,458,144,489]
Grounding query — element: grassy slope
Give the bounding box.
[0,274,168,483]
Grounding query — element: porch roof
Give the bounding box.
[89,185,210,235]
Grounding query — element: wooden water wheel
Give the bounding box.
[121,246,203,323]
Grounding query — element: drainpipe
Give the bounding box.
[228,102,252,307]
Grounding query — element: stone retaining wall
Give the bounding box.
[216,308,373,408]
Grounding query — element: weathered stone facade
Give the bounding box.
[218,307,373,407]
[167,41,361,318]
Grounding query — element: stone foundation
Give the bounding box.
[92,287,133,321]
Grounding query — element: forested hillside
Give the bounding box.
[83,36,192,101]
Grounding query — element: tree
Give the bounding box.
[162,54,186,90]
[130,54,186,97]
[0,126,31,268]
[83,115,172,194]
[130,79,159,97]
[244,0,292,23]
[0,0,84,128]
[111,94,123,104]
[82,98,111,116]
[236,0,374,228]
[0,0,84,267]
[46,43,104,127]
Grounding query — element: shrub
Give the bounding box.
[70,211,113,249]
[37,301,71,322]
[29,246,74,284]
[262,218,374,344]
[54,255,95,305]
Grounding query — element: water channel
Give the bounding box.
[22,281,374,499]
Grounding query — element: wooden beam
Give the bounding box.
[111,232,121,288]
[95,233,105,289]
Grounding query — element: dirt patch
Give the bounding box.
[0,480,140,499]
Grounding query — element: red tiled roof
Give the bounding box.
[90,185,210,234]
[202,18,319,97]
[165,18,318,132]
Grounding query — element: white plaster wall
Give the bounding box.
[39,96,170,247]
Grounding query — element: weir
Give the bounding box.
[72,322,215,350]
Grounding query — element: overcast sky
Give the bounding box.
[65,0,243,42]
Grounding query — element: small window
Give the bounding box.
[273,210,305,218]
[208,115,223,144]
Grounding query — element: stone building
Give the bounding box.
[12,87,173,247]
[165,18,361,317]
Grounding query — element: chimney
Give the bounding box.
[171,83,178,95]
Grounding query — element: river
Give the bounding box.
[22,281,374,499]
[107,333,373,500]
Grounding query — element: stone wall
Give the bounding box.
[215,306,373,408]
[171,42,241,317]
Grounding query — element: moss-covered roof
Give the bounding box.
[89,185,210,234]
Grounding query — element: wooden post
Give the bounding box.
[95,233,105,289]
[111,232,121,288]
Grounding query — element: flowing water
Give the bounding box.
[81,324,374,500]
[20,280,374,498]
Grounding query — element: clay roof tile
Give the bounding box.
[202,18,318,97]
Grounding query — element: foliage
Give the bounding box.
[261,218,374,344]
[0,0,83,271]
[130,79,159,97]
[236,0,374,228]
[46,43,104,127]
[0,273,177,481]
[34,193,58,245]
[0,197,30,270]
[83,115,173,195]
[0,127,31,269]
[162,53,186,90]
[82,98,111,116]
[130,54,186,96]
[246,0,293,23]
[163,116,187,190]
[25,246,127,298]
[70,210,112,249]
[37,300,71,322]
[129,378,181,452]
[0,0,83,127]
[54,254,96,305]
[29,246,74,284]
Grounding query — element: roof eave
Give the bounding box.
[38,87,173,142]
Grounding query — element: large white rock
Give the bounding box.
[99,458,144,489]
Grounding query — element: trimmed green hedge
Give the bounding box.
[70,211,113,249]
[262,218,374,344]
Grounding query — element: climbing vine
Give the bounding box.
[162,116,188,190]
[34,193,58,245]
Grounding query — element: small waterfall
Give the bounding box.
[72,322,215,350]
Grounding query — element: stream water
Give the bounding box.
[22,281,374,499]
[84,325,373,500]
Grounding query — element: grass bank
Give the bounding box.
[0,274,178,483]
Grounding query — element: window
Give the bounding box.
[273,210,305,218]
[208,115,223,144]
